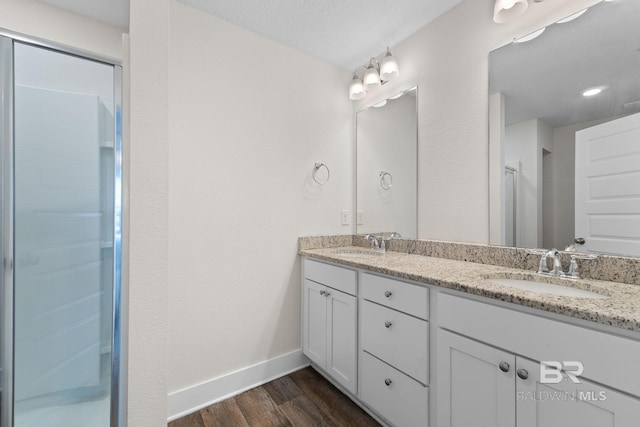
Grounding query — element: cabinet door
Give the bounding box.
[326,288,357,395]
[437,330,515,427]
[516,357,640,427]
[302,279,327,367]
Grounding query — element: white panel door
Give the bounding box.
[437,330,515,427]
[326,288,357,395]
[575,112,640,256]
[302,279,327,367]
[516,357,640,427]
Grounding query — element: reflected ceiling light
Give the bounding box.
[493,0,528,23]
[514,27,546,43]
[389,92,404,100]
[557,8,588,23]
[349,48,400,101]
[582,88,603,97]
[372,100,388,108]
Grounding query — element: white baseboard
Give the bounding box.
[167,350,310,422]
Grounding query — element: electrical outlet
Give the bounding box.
[341,210,350,225]
[357,210,364,225]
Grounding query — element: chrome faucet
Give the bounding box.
[364,234,379,249]
[539,249,564,277]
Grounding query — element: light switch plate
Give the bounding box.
[341,210,350,225]
[357,210,364,225]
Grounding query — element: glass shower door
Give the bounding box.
[11,42,117,427]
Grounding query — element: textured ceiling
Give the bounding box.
[177,0,463,70]
[37,0,129,29]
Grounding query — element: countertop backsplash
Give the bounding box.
[299,235,640,286]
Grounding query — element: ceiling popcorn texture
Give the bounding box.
[176,0,463,70]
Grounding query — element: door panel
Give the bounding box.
[11,42,115,426]
[575,112,640,256]
[437,330,515,427]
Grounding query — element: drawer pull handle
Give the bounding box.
[384,378,392,386]
[384,291,392,298]
[517,369,529,380]
[499,362,510,373]
[384,321,393,328]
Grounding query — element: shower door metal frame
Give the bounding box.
[0,30,126,427]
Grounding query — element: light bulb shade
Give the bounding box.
[493,0,528,23]
[363,65,381,90]
[349,76,366,100]
[380,52,399,81]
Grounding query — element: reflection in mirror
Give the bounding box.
[356,87,418,238]
[489,0,640,257]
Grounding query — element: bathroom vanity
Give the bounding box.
[300,243,640,427]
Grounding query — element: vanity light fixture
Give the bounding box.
[349,48,400,101]
[493,0,529,23]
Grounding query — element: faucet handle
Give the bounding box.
[364,234,379,249]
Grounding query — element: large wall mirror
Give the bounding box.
[489,0,640,257]
[356,87,418,239]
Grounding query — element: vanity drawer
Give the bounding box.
[360,272,428,319]
[360,351,429,427]
[303,258,356,296]
[361,300,428,384]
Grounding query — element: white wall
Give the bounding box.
[0,0,123,62]
[128,0,169,425]
[167,0,352,399]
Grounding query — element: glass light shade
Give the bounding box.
[493,0,528,23]
[363,65,381,90]
[349,76,366,100]
[380,52,399,81]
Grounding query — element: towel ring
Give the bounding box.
[313,162,330,185]
[380,171,393,190]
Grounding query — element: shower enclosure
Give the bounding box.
[0,34,124,427]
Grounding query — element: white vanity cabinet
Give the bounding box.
[302,259,358,395]
[359,273,429,426]
[436,292,640,427]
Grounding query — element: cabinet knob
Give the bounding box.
[384,291,392,298]
[319,290,326,296]
[325,291,330,297]
[499,362,510,373]
[384,321,393,328]
[384,378,392,386]
[517,369,529,380]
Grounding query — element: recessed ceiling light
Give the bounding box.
[514,28,545,43]
[557,8,588,24]
[582,88,603,97]
[372,100,387,108]
[389,92,404,100]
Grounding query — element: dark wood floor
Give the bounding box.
[168,367,381,427]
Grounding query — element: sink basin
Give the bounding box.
[333,249,385,259]
[487,277,608,299]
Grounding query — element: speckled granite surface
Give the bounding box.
[347,235,640,286]
[298,237,640,332]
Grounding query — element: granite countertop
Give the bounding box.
[300,246,640,333]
